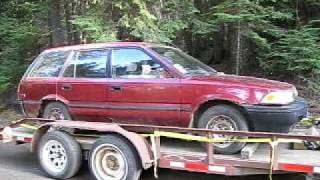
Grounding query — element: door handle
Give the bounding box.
[62,83,72,91]
[110,85,122,92]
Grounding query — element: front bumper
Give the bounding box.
[244,98,308,133]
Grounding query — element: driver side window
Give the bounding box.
[112,48,167,79]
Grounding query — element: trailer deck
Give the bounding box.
[1,118,320,179]
[160,139,320,174]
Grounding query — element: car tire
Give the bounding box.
[197,105,249,154]
[43,102,72,120]
[38,131,82,179]
[89,135,142,180]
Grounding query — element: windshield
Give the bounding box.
[151,47,217,76]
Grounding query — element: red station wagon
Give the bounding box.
[17,42,308,154]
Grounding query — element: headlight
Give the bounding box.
[260,90,295,105]
[292,86,298,97]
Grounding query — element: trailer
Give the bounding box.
[1,118,320,180]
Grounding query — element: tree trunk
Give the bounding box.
[229,22,255,75]
[64,1,72,45]
[235,21,241,75]
[229,22,244,75]
[72,0,81,44]
[48,0,65,47]
[207,25,225,65]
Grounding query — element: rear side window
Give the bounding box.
[29,51,70,77]
[62,49,109,78]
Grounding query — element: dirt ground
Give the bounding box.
[0,108,22,127]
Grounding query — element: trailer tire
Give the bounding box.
[38,131,82,179]
[43,102,72,120]
[197,105,248,154]
[89,135,142,180]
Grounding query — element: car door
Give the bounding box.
[57,49,110,121]
[107,47,184,126]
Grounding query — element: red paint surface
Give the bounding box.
[185,162,208,171]
[280,163,313,173]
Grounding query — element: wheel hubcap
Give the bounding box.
[48,108,65,120]
[206,115,238,148]
[91,144,128,180]
[42,140,67,173]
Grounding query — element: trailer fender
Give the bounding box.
[103,129,154,170]
[31,125,50,153]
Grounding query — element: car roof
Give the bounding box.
[44,42,170,53]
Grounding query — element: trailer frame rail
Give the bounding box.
[1,118,320,179]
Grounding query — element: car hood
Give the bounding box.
[190,74,294,90]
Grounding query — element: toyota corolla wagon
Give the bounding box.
[17,42,308,154]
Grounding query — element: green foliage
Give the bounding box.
[0,0,45,93]
[71,0,198,43]
[203,0,294,46]
[260,25,320,78]
[71,7,118,42]
[156,0,199,40]
[115,0,167,42]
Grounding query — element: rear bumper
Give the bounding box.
[244,98,308,133]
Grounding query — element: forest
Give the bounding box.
[1,0,320,105]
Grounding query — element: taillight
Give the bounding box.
[17,81,26,100]
[17,82,21,100]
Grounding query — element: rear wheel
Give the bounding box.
[89,135,142,180]
[197,105,249,154]
[43,102,72,120]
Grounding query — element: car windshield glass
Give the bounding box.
[151,47,217,76]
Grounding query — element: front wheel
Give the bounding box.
[197,105,249,154]
[89,135,142,180]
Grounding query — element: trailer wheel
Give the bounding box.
[197,105,248,154]
[38,131,82,179]
[89,135,141,180]
[43,102,72,120]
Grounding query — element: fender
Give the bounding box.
[23,95,70,118]
[192,93,245,113]
[188,94,245,128]
[41,94,70,105]
[31,121,153,169]
[31,125,50,153]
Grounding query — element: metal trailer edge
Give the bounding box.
[1,118,320,180]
